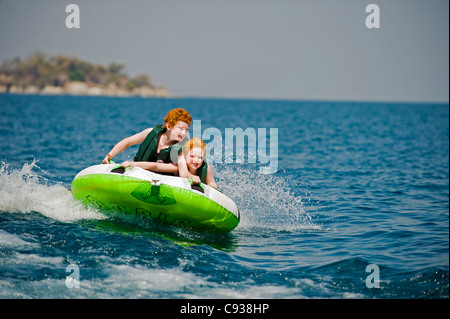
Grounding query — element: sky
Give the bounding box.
[0,0,448,102]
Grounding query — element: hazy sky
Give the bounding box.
[0,0,448,102]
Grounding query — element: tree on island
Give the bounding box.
[0,52,159,95]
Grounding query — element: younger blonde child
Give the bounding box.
[180,137,217,189]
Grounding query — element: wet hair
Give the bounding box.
[164,108,192,127]
[183,137,206,157]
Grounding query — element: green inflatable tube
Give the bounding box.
[71,164,240,233]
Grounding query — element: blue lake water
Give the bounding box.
[0,94,448,299]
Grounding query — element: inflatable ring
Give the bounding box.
[71,164,240,233]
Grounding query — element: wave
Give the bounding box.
[303,257,449,298]
[0,160,105,222]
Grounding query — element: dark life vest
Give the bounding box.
[196,162,208,184]
[134,125,182,163]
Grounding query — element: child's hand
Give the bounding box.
[189,174,201,184]
[121,161,135,169]
[209,182,218,189]
[103,153,112,164]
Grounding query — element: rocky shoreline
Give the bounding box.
[0,81,170,98]
[0,53,173,98]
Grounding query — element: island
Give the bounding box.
[0,52,170,98]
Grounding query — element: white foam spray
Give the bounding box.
[213,164,320,231]
[0,160,105,222]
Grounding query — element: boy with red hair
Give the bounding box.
[103,108,192,175]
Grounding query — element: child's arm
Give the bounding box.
[206,165,218,189]
[177,153,189,178]
[103,127,153,163]
[121,160,178,174]
[177,154,201,184]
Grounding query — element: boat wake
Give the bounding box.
[214,164,320,232]
[0,160,319,232]
[0,160,105,222]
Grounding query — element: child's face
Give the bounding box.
[185,147,204,171]
[167,121,189,142]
